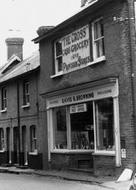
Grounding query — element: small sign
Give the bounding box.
[121,149,126,159]
[70,103,87,114]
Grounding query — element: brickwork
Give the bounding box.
[5,38,24,60]
[0,70,44,169]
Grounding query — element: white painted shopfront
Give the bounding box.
[46,78,121,167]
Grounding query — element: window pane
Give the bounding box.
[93,19,105,59]
[70,103,94,150]
[30,126,37,152]
[56,42,62,56]
[95,98,115,151]
[95,38,104,58]
[53,107,67,149]
[94,20,104,40]
[56,57,62,72]
[23,82,30,105]
[1,87,7,109]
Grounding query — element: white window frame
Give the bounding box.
[29,125,37,154]
[48,98,119,156]
[92,17,105,61]
[54,40,63,75]
[23,81,30,106]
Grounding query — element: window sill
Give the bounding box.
[0,108,7,113]
[93,151,115,156]
[0,149,5,153]
[89,56,106,66]
[50,72,63,79]
[51,149,94,154]
[21,103,30,109]
[50,56,106,78]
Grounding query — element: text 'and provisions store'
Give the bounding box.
[45,78,121,173]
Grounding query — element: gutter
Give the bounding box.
[17,81,21,165]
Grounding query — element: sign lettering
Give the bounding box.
[61,25,90,73]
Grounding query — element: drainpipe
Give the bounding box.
[17,81,21,165]
[127,0,136,166]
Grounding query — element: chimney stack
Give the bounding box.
[5,37,24,60]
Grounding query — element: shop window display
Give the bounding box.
[70,103,94,149]
[53,103,94,150]
[53,107,67,149]
[52,98,115,152]
[95,98,115,151]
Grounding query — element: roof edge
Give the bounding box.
[33,0,114,43]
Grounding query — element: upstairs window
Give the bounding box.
[1,87,7,110]
[23,81,30,105]
[92,18,105,60]
[30,125,37,153]
[54,41,63,74]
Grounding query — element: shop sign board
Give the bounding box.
[70,103,87,113]
[61,25,91,73]
[47,83,118,109]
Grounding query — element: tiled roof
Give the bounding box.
[0,51,40,83]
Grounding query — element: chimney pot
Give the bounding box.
[5,37,24,60]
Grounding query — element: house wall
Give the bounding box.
[0,70,43,169]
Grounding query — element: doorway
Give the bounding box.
[22,126,28,165]
[6,127,11,164]
[13,127,19,164]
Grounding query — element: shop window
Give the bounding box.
[0,128,4,151]
[53,103,94,150]
[95,98,115,151]
[23,81,30,105]
[70,103,94,149]
[1,87,7,110]
[30,125,37,152]
[53,107,67,149]
[51,97,116,152]
[54,41,63,74]
[92,18,105,60]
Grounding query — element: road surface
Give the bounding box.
[0,173,109,190]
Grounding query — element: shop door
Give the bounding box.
[70,102,94,169]
[6,127,11,164]
[22,126,28,165]
[13,127,19,164]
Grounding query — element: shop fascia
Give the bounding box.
[46,79,121,167]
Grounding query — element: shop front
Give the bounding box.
[46,78,121,172]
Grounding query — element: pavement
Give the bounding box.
[0,166,118,188]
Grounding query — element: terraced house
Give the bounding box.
[0,37,43,170]
[33,0,136,176]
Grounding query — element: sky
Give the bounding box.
[0,0,81,66]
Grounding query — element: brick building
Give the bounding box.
[0,38,43,169]
[33,0,136,176]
